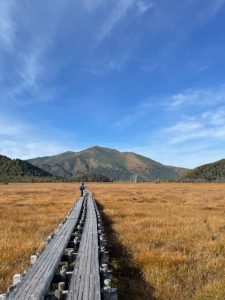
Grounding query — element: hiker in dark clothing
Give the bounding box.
[79,182,85,196]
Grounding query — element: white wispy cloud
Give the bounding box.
[0,2,64,106]
[168,85,225,108]
[202,108,225,126]
[98,0,135,41]
[136,1,153,14]
[0,0,16,50]
[164,107,225,143]
[16,36,57,101]
[19,50,43,89]
[166,119,203,134]
[97,0,153,41]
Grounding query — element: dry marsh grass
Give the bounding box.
[89,183,225,300]
[0,183,79,292]
[1,183,225,299]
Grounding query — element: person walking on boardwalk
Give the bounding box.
[79,182,85,196]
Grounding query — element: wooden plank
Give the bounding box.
[67,193,101,300]
[7,197,84,300]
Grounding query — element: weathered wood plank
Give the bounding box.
[7,197,84,300]
[67,193,101,300]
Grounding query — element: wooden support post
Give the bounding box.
[30,255,37,265]
[100,247,109,264]
[66,271,73,281]
[110,288,118,300]
[58,282,65,291]
[99,234,107,246]
[54,289,62,299]
[60,265,67,279]
[13,274,22,285]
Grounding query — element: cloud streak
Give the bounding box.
[97,0,154,41]
[137,1,154,14]
[0,2,65,106]
[167,85,225,109]
[97,0,135,41]
[164,107,225,144]
[0,0,16,50]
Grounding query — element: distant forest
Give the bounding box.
[74,173,112,182]
[183,159,225,182]
[0,155,57,183]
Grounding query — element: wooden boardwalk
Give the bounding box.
[2,191,117,300]
[67,193,101,300]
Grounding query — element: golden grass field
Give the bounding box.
[91,183,225,300]
[1,183,225,299]
[0,183,79,292]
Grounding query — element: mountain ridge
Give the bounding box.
[27,146,188,181]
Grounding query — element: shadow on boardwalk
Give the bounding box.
[97,202,156,300]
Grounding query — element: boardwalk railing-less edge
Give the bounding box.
[0,191,117,300]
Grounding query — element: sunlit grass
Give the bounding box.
[0,183,79,292]
[1,182,225,299]
[89,183,225,300]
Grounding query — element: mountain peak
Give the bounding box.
[86,146,119,152]
[27,146,188,181]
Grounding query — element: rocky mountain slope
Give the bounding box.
[28,146,188,181]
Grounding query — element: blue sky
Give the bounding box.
[1,0,225,168]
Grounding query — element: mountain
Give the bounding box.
[0,155,54,182]
[184,159,225,182]
[27,146,188,181]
